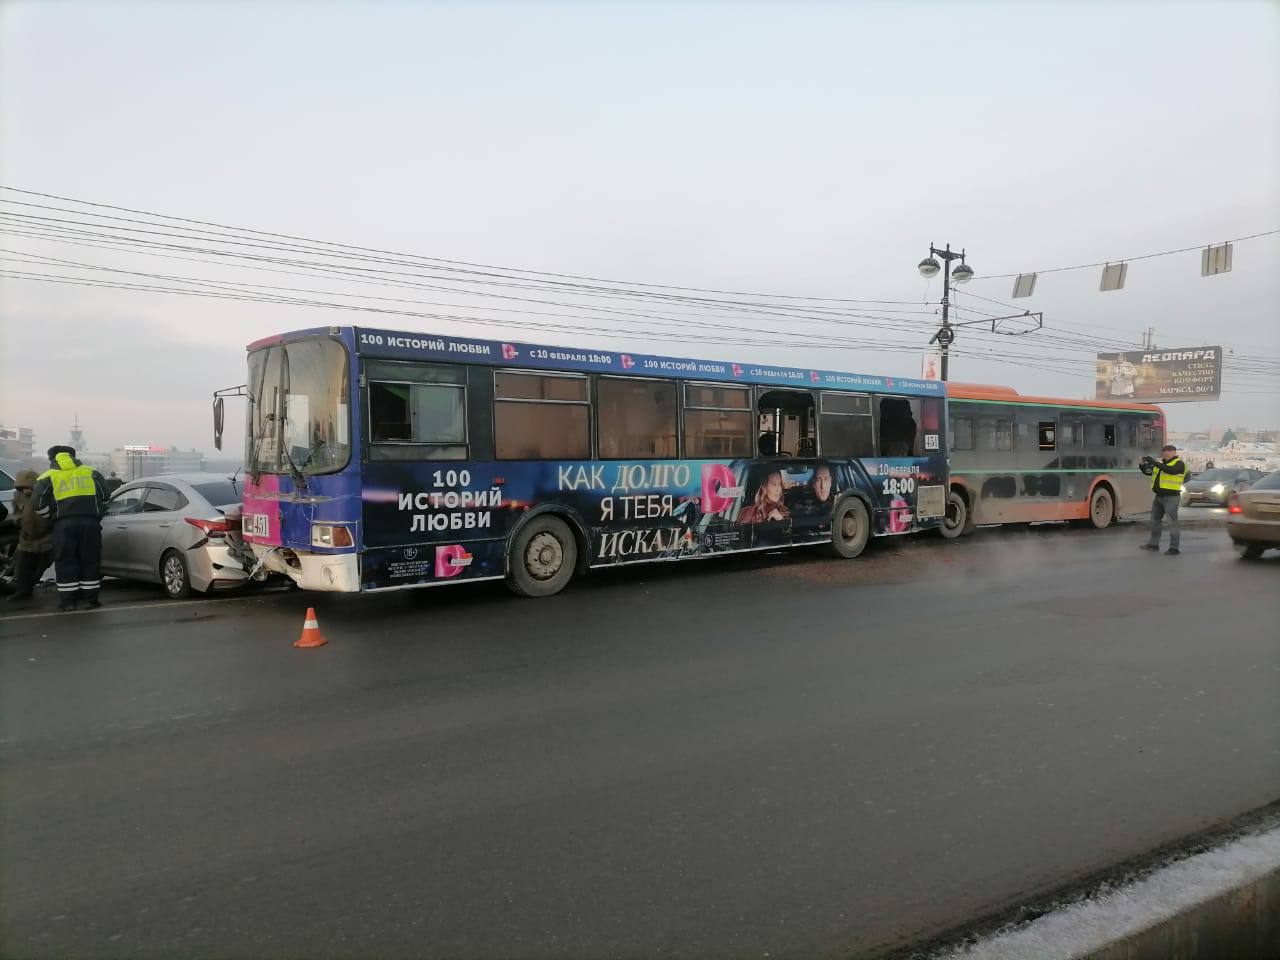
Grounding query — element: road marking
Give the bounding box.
[0,592,278,623]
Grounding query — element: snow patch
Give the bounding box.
[938,825,1280,960]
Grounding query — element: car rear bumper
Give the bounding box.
[187,542,251,592]
[1227,517,1280,546]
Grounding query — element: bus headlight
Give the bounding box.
[311,524,354,548]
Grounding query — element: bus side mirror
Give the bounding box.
[213,396,225,451]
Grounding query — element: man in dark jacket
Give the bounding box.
[34,446,109,610]
[7,469,55,602]
[1139,444,1187,555]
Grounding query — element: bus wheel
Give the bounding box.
[938,490,969,539]
[1088,487,1114,529]
[825,498,870,559]
[507,516,578,598]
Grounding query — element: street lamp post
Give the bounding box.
[917,243,973,382]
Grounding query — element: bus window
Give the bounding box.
[597,377,678,459]
[820,392,874,458]
[1139,419,1158,448]
[950,416,974,451]
[876,396,920,457]
[495,371,590,460]
[684,383,752,458]
[977,417,1013,452]
[367,361,468,460]
[758,389,816,458]
[1038,421,1057,451]
[1103,424,1116,447]
[1086,420,1105,448]
[1124,421,1137,447]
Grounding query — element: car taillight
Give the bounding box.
[186,517,230,537]
[1227,493,1242,514]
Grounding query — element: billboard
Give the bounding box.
[1094,346,1221,403]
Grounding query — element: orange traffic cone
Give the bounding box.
[294,607,328,648]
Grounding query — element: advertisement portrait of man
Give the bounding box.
[1108,355,1139,397]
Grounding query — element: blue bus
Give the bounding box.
[225,326,949,597]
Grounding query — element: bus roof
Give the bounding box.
[268,325,947,398]
[947,382,1163,414]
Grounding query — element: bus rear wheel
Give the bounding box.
[938,490,970,539]
[506,516,578,598]
[825,497,870,559]
[1088,487,1114,529]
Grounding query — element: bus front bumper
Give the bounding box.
[251,546,360,592]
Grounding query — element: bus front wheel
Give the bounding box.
[507,516,578,598]
[825,498,870,559]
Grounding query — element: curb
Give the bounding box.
[1082,864,1280,959]
[916,816,1280,960]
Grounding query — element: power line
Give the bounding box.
[972,229,1280,280]
[0,185,932,305]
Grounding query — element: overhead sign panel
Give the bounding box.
[1201,242,1233,276]
[1094,346,1222,402]
[1099,262,1128,292]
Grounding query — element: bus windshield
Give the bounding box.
[246,338,350,477]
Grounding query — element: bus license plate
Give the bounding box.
[245,513,271,537]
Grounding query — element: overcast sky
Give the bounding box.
[1,0,1277,457]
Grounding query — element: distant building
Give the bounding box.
[111,445,207,481]
[1241,430,1279,444]
[0,425,35,462]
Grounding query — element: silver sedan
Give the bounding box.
[101,473,251,599]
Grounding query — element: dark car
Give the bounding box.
[1228,471,1280,558]
[1181,467,1264,506]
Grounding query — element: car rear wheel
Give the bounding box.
[506,516,577,598]
[0,537,17,592]
[825,497,870,558]
[1088,487,1114,529]
[161,549,193,599]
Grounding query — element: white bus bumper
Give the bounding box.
[252,547,361,592]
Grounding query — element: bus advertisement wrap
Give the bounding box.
[1094,347,1221,402]
[354,328,945,397]
[358,457,945,590]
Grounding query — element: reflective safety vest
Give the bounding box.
[36,453,106,521]
[1152,457,1186,494]
[45,464,98,501]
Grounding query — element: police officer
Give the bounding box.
[1139,443,1187,555]
[34,445,109,610]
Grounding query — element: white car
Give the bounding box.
[102,473,251,598]
[0,467,15,516]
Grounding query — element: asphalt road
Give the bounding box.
[2,515,1276,959]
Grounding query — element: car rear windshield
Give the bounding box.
[1250,472,1280,491]
[193,481,243,507]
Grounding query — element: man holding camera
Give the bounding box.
[1139,444,1187,555]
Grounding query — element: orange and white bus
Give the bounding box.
[940,384,1165,536]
